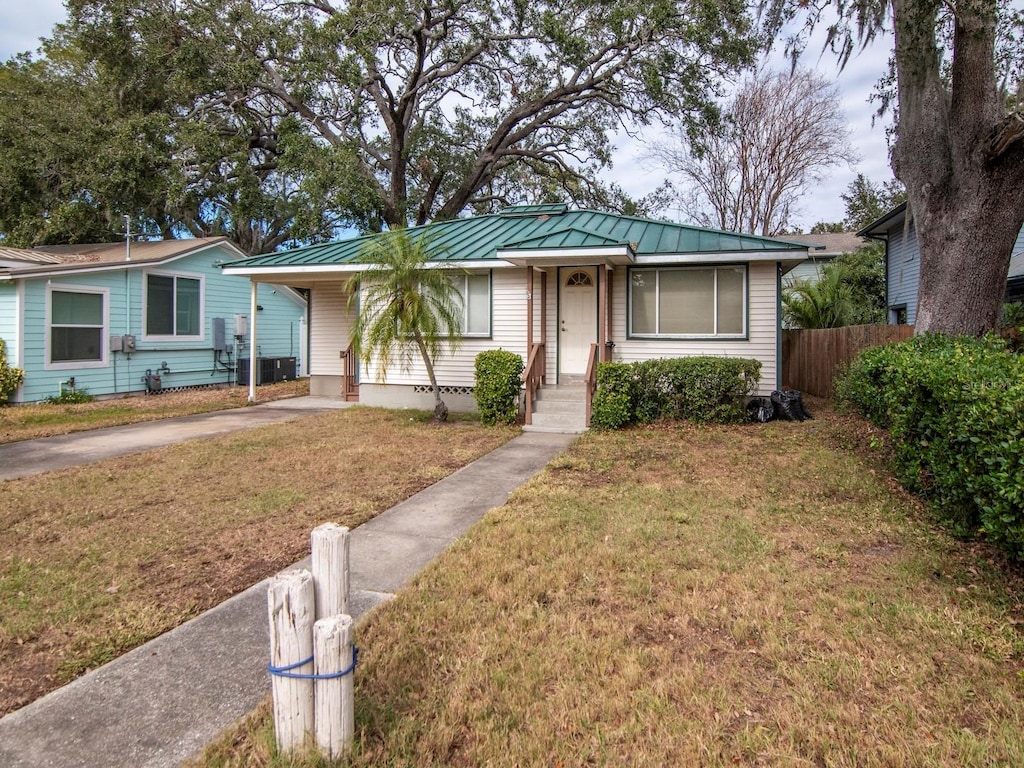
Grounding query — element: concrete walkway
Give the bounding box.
[0,396,353,481]
[0,400,574,767]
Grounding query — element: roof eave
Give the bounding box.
[495,244,635,267]
[858,202,909,237]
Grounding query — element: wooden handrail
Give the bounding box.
[584,342,599,427]
[340,343,357,400]
[521,342,545,425]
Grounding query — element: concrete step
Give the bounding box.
[532,398,586,416]
[525,410,587,434]
[535,385,587,403]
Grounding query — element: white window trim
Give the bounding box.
[628,265,748,340]
[142,269,206,342]
[455,271,491,338]
[45,283,110,370]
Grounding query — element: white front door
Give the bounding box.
[559,267,598,375]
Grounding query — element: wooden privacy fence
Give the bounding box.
[782,324,914,398]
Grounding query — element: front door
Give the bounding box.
[559,267,597,376]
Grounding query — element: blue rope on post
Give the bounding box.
[268,647,359,680]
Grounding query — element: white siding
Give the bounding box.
[328,262,780,395]
[610,262,778,395]
[309,282,353,377]
[361,269,529,387]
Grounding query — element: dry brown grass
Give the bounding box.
[200,402,1024,768]
[0,407,517,716]
[0,379,310,444]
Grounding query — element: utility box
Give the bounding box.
[109,334,123,353]
[122,335,137,353]
[234,314,249,337]
[212,317,227,352]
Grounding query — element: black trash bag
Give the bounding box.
[746,396,774,423]
[770,389,811,421]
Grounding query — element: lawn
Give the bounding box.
[0,379,310,444]
[199,403,1024,767]
[0,407,518,716]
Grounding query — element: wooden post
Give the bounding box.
[314,614,355,758]
[311,523,350,619]
[526,265,534,353]
[268,569,316,754]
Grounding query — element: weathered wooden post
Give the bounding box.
[267,569,316,754]
[311,522,356,757]
[314,614,356,758]
[311,523,350,618]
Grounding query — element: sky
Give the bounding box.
[0,1,895,233]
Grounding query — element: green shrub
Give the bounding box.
[590,356,761,429]
[837,333,1024,557]
[0,338,24,405]
[590,362,636,429]
[474,349,524,426]
[45,387,94,405]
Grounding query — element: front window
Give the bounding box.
[453,272,491,337]
[146,272,203,338]
[49,287,106,366]
[629,266,746,338]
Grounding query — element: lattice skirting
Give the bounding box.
[144,382,230,396]
[412,384,474,395]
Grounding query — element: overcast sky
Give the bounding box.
[0,1,895,233]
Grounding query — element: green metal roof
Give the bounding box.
[231,208,811,269]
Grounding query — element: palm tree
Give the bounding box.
[345,228,464,422]
[782,265,858,329]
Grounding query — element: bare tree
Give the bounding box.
[649,68,858,236]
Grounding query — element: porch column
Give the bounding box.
[597,264,607,356]
[540,271,547,383]
[604,265,613,362]
[526,265,534,351]
[249,279,258,402]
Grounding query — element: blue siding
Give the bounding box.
[885,221,919,325]
[782,257,832,287]
[0,283,17,362]
[14,243,306,402]
[1009,228,1024,278]
[884,217,1024,326]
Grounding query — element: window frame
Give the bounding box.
[142,269,205,341]
[451,271,492,339]
[627,264,748,340]
[45,283,110,370]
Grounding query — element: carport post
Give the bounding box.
[249,279,258,402]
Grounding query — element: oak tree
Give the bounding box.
[788,0,1024,335]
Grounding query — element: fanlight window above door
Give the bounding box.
[566,271,593,286]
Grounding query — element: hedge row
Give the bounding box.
[836,334,1024,557]
[591,356,761,429]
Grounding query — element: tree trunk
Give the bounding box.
[414,332,448,422]
[889,0,1024,336]
[914,201,1023,336]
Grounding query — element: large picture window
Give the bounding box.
[49,287,106,365]
[452,272,491,337]
[145,273,202,338]
[629,266,746,338]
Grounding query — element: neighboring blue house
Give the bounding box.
[859,203,1024,325]
[0,238,307,403]
[779,232,867,287]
